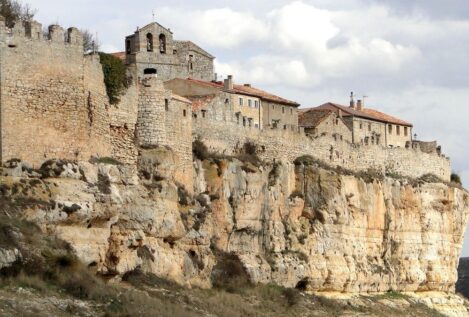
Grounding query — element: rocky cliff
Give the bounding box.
[1,149,468,299]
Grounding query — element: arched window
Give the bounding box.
[159,33,166,54]
[146,33,153,52]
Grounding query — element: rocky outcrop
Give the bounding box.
[1,152,468,296]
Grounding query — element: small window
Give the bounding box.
[144,68,157,75]
[404,126,408,136]
[255,123,259,128]
[282,107,285,114]
[126,39,131,54]
[396,126,400,135]
[388,124,392,134]
[225,98,229,104]
[290,108,293,115]
[360,123,363,129]
[202,110,206,118]
[254,100,259,108]
[248,99,252,107]
[164,99,169,111]
[173,49,177,54]
[239,98,243,106]
[283,125,287,130]
[368,123,371,131]
[272,105,275,110]
[335,119,339,125]
[183,109,187,117]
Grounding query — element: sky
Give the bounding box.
[27,0,469,256]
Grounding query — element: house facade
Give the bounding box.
[310,100,413,147]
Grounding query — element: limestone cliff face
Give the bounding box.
[1,151,468,294]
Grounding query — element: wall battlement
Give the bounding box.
[0,20,83,48]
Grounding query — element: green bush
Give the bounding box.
[451,173,462,186]
[99,52,128,105]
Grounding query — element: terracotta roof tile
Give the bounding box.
[313,102,412,126]
[185,78,300,107]
[299,109,334,128]
[172,93,192,104]
[187,95,217,111]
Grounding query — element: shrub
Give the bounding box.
[451,173,462,186]
[99,52,128,105]
[192,139,209,161]
[211,250,250,292]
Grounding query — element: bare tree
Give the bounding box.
[0,0,36,27]
[81,29,100,53]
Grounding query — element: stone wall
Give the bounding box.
[0,21,111,166]
[262,101,299,130]
[165,96,193,188]
[193,100,451,181]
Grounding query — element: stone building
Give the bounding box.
[164,75,300,130]
[306,98,413,147]
[120,22,214,82]
[299,109,352,143]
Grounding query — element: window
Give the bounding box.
[272,105,275,110]
[173,49,177,54]
[239,98,243,106]
[126,39,131,54]
[144,68,157,75]
[396,126,400,135]
[189,55,193,70]
[360,123,363,129]
[368,124,371,131]
[159,34,166,54]
[290,108,293,115]
[202,110,206,118]
[282,107,285,114]
[254,100,259,108]
[164,99,169,111]
[255,123,259,128]
[335,119,339,125]
[248,99,252,107]
[146,33,153,52]
[183,109,187,117]
[404,126,408,136]
[388,124,392,134]
[225,98,229,104]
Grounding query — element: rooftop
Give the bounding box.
[311,102,412,127]
[298,109,335,128]
[183,78,300,107]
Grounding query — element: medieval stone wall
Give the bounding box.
[193,99,451,181]
[0,21,111,166]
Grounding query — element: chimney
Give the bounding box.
[224,75,233,91]
[357,99,363,111]
[349,91,355,109]
[244,83,251,87]
[337,109,342,118]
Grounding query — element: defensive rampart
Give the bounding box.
[0,20,111,166]
[193,99,451,181]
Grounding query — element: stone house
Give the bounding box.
[164,75,300,130]
[299,109,352,143]
[117,22,215,82]
[307,99,413,147]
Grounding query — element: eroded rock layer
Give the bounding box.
[1,149,468,293]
